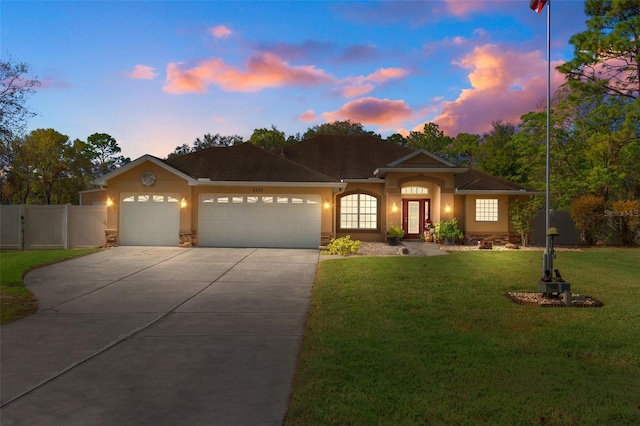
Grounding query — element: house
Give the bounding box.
[88,135,540,248]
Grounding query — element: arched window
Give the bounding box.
[338,192,379,230]
[401,186,428,195]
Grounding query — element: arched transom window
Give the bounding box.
[339,192,379,230]
[401,186,428,195]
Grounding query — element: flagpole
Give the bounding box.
[543,0,552,276]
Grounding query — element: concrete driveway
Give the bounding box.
[0,247,319,425]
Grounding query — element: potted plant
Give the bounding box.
[387,224,405,246]
[436,218,463,245]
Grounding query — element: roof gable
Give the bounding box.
[454,169,541,194]
[92,155,197,186]
[164,142,337,182]
[387,149,457,168]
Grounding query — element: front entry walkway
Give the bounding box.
[0,247,318,425]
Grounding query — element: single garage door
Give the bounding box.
[120,194,180,246]
[198,194,321,248]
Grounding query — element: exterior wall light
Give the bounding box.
[392,203,399,213]
[323,201,332,209]
[180,198,188,208]
[106,197,114,207]
[444,205,452,213]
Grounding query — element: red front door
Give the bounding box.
[402,199,430,239]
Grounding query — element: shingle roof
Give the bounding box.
[276,135,416,179]
[163,142,337,182]
[158,137,537,193]
[454,169,540,193]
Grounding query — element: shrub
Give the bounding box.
[570,195,605,245]
[326,235,361,256]
[436,218,464,243]
[509,197,543,247]
[387,225,405,239]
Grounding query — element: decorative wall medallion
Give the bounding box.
[141,170,156,186]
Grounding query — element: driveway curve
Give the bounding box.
[0,247,318,426]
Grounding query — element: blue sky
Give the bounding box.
[3,0,587,159]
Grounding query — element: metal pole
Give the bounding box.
[543,0,552,276]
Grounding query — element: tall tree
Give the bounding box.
[404,122,453,154]
[554,0,640,203]
[476,121,519,181]
[386,133,407,146]
[302,120,380,139]
[0,58,41,140]
[86,132,130,176]
[449,132,481,167]
[193,133,243,150]
[558,0,640,101]
[6,129,92,204]
[248,125,288,150]
[166,133,243,158]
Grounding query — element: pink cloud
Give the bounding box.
[209,25,232,39]
[338,67,409,97]
[127,64,157,80]
[443,0,486,17]
[323,97,414,127]
[38,75,71,90]
[299,109,317,122]
[429,44,565,136]
[163,53,335,94]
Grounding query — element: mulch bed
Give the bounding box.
[505,292,604,308]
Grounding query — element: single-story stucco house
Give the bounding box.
[85,135,540,248]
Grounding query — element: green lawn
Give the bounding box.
[0,248,101,324]
[286,249,640,425]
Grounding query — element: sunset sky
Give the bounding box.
[3,0,588,159]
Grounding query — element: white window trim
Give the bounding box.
[475,198,498,222]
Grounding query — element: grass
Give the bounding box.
[286,248,640,425]
[0,248,101,324]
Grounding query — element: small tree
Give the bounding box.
[509,197,542,247]
[610,200,640,246]
[570,195,605,245]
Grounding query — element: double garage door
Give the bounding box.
[118,193,321,248]
[198,194,321,248]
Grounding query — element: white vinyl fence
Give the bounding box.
[0,205,106,249]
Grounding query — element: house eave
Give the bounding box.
[340,178,385,183]
[195,180,346,189]
[454,189,544,195]
[374,167,468,176]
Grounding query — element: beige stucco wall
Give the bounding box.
[104,161,192,233]
[335,182,386,242]
[463,194,510,234]
[104,160,511,245]
[386,172,456,226]
[105,160,339,246]
[79,189,107,206]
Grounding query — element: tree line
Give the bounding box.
[1,0,638,243]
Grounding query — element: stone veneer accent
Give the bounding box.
[105,230,118,247]
[465,233,518,245]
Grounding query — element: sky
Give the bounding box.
[3,0,588,160]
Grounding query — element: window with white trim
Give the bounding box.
[475,199,498,222]
[339,193,378,230]
[401,186,428,195]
